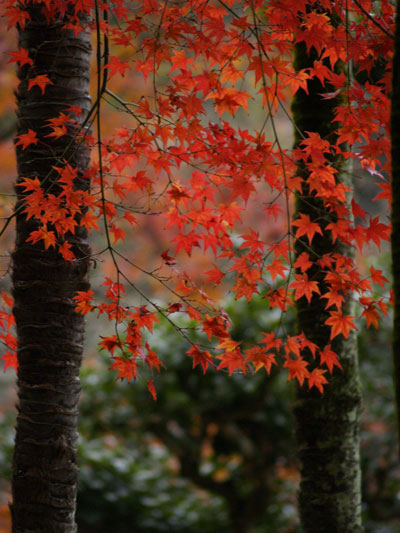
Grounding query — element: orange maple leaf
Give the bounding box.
[290,274,320,303]
[325,311,356,339]
[308,368,328,393]
[319,344,342,374]
[293,252,312,273]
[321,290,344,310]
[73,290,95,315]
[45,125,68,139]
[26,227,56,249]
[109,356,138,381]
[360,299,380,329]
[245,346,277,374]
[266,259,288,282]
[58,241,75,262]
[206,88,251,116]
[216,337,241,352]
[80,210,100,232]
[169,49,194,72]
[284,357,310,386]
[292,213,323,244]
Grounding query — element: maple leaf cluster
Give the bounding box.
[0,0,394,396]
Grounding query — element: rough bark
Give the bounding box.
[391,0,400,456]
[11,5,91,532]
[291,39,363,533]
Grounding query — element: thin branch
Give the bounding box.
[352,0,394,40]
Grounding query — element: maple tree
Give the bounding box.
[5,2,92,531]
[0,0,395,531]
[291,11,363,531]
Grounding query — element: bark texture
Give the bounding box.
[292,39,363,533]
[391,0,400,456]
[11,5,91,532]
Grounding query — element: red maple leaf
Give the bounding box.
[7,47,33,67]
[58,241,75,262]
[216,349,247,376]
[131,306,159,332]
[105,56,130,77]
[187,345,214,374]
[204,266,225,284]
[1,351,18,373]
[147,379,157,401]
[370,265,389,288]
[99,335,121,355]
[239,229,264,253]
[28,74,53,95]
[360,298,380,329]
[110,224,125,243]
[1,291,13,309]
[109,356,138,381]
[26,227,56,249]
[5,6,30,30]
[144,343,164,373]
[366,216,390,248]
[321,290,345,310]
[15,129,39,150]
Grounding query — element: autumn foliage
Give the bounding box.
[0,0,394,397]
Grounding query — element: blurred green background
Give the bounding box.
[0,273,398,532]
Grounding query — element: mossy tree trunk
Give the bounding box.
[11,4,91,532]
[391,0,400,457]
[291,38,363,533]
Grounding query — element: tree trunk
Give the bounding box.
[291,38,363,533]
[11,4,91,532]
[391,0,400,457]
